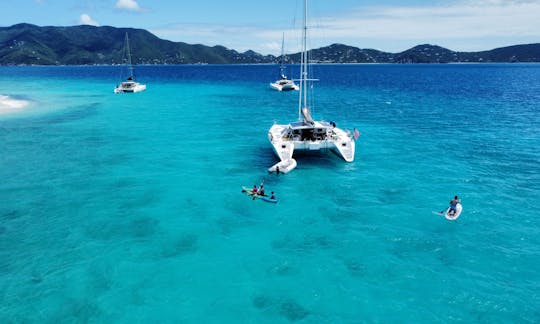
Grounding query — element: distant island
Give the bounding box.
[1,23,540,65]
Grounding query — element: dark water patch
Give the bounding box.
[54,298,102,323]
[217,202,258,235]
[280,300,310,322]
[251,295,311,322]
[389,234,455,268]
[377,186,409,204]
[110,176,139,190]
[267,260,297,277]
[272,232,335,255]
[29,269,44,285]
[0,256,13,274]
[252,295,273,310]
[342,258,367,277]
[0,209,22,220]
[118,189,161,210]
[81,135,109,146]
[86,263,114,296]
[34,102,101,125]
[160,234,198,258]
[84,216,158,241]
[216,215,255,236]
[99,151,135,167]
[319,205,356,224]
[130,217,159,239]
[64,94,105,99]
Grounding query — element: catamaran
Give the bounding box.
[269,33,298,92]
[268,0,358,173]
[114,33,146,94]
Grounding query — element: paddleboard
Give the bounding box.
[444,203,462,220]
[242,186,257,196]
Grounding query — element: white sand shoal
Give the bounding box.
[0,95,31,115]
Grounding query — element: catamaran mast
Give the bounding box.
[298,0,308,121]
[125,33,134,78]
[279,32,285,77]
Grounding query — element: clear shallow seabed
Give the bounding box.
[0,64,539,323]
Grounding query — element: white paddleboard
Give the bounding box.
[444,203,462,220]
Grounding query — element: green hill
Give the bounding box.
[1,24,539,65]
[0,23,273,65]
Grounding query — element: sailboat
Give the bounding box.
[114,33,146,93]
[269,33,299,92]
[268,0,357,173]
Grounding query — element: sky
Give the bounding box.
[1,0,540,55]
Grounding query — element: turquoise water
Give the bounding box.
[1,64,539,322]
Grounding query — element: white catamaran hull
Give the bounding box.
[266,0,358,174]
[270,80,299,92]
[268,122,355,164]
[114,82,146,93]
[114,33,146,94]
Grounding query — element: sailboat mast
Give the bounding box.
[280,32,285,76]
[298,0,308,121]
[125,33,134,78]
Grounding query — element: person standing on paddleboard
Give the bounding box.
[449,196,461,216]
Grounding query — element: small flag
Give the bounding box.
[353,128,360,140]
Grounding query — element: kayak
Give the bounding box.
[241,186,266,197]
[242,186,277,203]
[260,196,278,204]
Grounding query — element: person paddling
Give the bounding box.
[448,195,461,216]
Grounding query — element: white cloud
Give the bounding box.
[151,23,257,50]
[150,23,301,55]
[79,14,99,26]
[309,0,540,51]
[150,0,540,54]
[115,0,141,12]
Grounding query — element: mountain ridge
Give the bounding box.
[1,24,539,65]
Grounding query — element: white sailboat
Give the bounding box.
[268,0,357,173]
[114,33,146,94]
[269,33,299,92]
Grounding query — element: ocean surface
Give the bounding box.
[1,64,539,323]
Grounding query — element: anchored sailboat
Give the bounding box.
[114,33,146,94]
[268,0,357,173]
[269,33,298,92]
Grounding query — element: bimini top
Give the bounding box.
[289,120,335,129]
